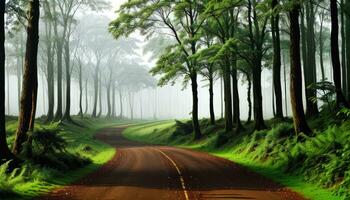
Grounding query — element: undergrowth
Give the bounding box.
[0,117,127,199]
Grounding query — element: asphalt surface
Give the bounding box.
[39,126,306,200]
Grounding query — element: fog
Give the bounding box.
[4,0,334,121]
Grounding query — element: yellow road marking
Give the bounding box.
[153,148,190,200]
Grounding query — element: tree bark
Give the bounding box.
[289,2,312,135]
[271,0,283,119]
[13,0,40,154]
[232,61,242,132]
[78,61,83,117]
[84,78,88,115]
[97,71,102,117]
[0,0,14,160]
[331,0,350,108]
[119,89,123,118]
[209,74,215,125]
[341,0,347,95]
[346,0,350,99]
[62,40,72,121]
[303,2,318,117]
[112,82,116,118]
[223,61,233,132]
[92,65,99,117]
[191,74,202,139]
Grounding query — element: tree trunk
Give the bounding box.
[106,76,111,118]
[112,82,116,118]
[62,40,72,121]
[6,64,9,115]
[246,72,252,124]
[252,64,266,130]
[232,61,242,132]
[119,89,123,118]
[191,74,202,139]
[78,61,83,117]
[341,0,347,95]
[346,0,350,99]
[223,61,233,132]
[97,72,102,117]
[303,2,318,117]
[319,9,326,81]
[84,78,88,115]
[13,0,40,154]
[92,65,99,117]
[289,2,312,135]
[0,0,14,160]
[331,0,349,108]
[271,0,283,119]
[209,74,215,125]
[283,52,288,116]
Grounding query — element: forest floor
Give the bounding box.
[122,118,349,200]
[37,126,305,200]
[1,116,132,200]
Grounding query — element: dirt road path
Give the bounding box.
[39,126,306,200]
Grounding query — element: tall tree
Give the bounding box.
[330,0,349,108]
[0,0,15,160]
[302,1,318,117]
[271,0,283,119]
[289,0,312,135]
[13,0,40,154]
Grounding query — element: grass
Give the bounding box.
[123,118,348,200]
[1,116,133,200]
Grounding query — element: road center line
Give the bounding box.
[153,148,190,200]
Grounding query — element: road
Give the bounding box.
[39,126,306,200]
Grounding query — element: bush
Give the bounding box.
[171,120,193,138]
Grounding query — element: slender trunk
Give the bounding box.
[232,61,242,132]
[92,65,99,117]
[84,78,88,115]
[13,0,40,154]
[0,0,14,160]
[209,74,215,125]
[119,89,123,118]
[191,74,202,139]
[341,0,347,94]
[6,64,9,115]
[17,53,21,113]
[112,82,116,118]
[271,0,283,118]
[346,0,350,99]
[246,73,252,123]
[78,61,83,117]
[331,0,349,108]
[304,2,318,117]
[283,52,288,116]
[106,77,111,118]
[289,2,312,135]
[319,10,326,81]
[54,41,63,120]
[223,61,233,132]
[220,77,224,119]
[62,40,71,121]
[97,72,102,117]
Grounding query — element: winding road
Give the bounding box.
[39,126,306,200]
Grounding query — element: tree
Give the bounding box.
[13,0,40,154]
[330,0,349,108]
[110,0,206,139]
[289,0,312,135]
[271,0,283,119]
[0,0,15,160]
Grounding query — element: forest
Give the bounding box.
[1,0,350,200]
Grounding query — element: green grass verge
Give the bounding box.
[1,117,134,200]
[122,120,344,200]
